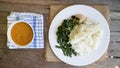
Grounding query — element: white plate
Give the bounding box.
[49,5,110,66]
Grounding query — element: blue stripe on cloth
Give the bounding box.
[16,16,19,20]
[33,16,36,47]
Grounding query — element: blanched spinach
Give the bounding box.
[56,15,79,57]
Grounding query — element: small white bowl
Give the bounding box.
[7,21,34,48]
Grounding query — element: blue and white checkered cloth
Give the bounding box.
[7,12,44,49]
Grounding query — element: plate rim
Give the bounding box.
[48,4,110,66]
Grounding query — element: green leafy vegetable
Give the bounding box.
[56,15,79,57]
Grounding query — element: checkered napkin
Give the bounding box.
[7,12,44,49]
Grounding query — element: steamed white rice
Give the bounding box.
[69,14,101,56]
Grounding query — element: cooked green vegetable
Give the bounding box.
[56,15,79,57]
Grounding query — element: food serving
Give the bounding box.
[49,5,110,66]
[56,14,101,57]
[7,21,34,47]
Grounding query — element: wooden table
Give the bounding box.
[0,0,120,68]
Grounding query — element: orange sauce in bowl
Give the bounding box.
[11,22,33,46]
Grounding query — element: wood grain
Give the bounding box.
[0,11,9,24]
[0,24,7,34]
[108,32,120,57]
[0,0,103,5]
[110,20,120,32]
[0,2,49,14]
[110,11,120,20]
[0,0,120,68]
[0,0,120,11]
[0,34,7,48]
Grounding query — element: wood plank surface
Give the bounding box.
[108,32,120,57]
[110,20,120,32]
[0,0,120,68]
[0,24,7,34]
[0,2,49,14]
[110,11,120,20]
[0,0,120,11]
